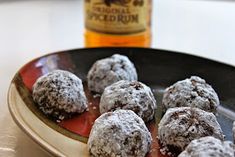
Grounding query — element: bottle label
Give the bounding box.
[85,0,148,34]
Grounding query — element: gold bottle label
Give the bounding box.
[85,0,148,35]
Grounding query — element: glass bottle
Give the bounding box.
[84,0,152,47]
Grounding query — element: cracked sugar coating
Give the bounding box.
[88,110,152,157]
[87,54,137,93]
[158,107,224,154]
[32,70,87,121]
[100,80,156,122]
[162,76,219,112]
[178,136,235,157]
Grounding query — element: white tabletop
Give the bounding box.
[1,0,235,156]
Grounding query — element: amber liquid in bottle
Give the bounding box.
[84,0,152,47]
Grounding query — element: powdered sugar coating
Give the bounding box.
[100,80,156,122]
[233,121,235,143]
[88,110,152,157]
[162,76,219,112]
[178,136,235,157]
[32,70,87,121]
[87,54,137,93]
[158,107,224,153]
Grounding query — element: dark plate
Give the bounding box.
[8,47,235,157]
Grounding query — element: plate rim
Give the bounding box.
[12,47,235,74]
[7,83,65,157]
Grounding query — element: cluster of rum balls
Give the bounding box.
[32,54,235,157]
